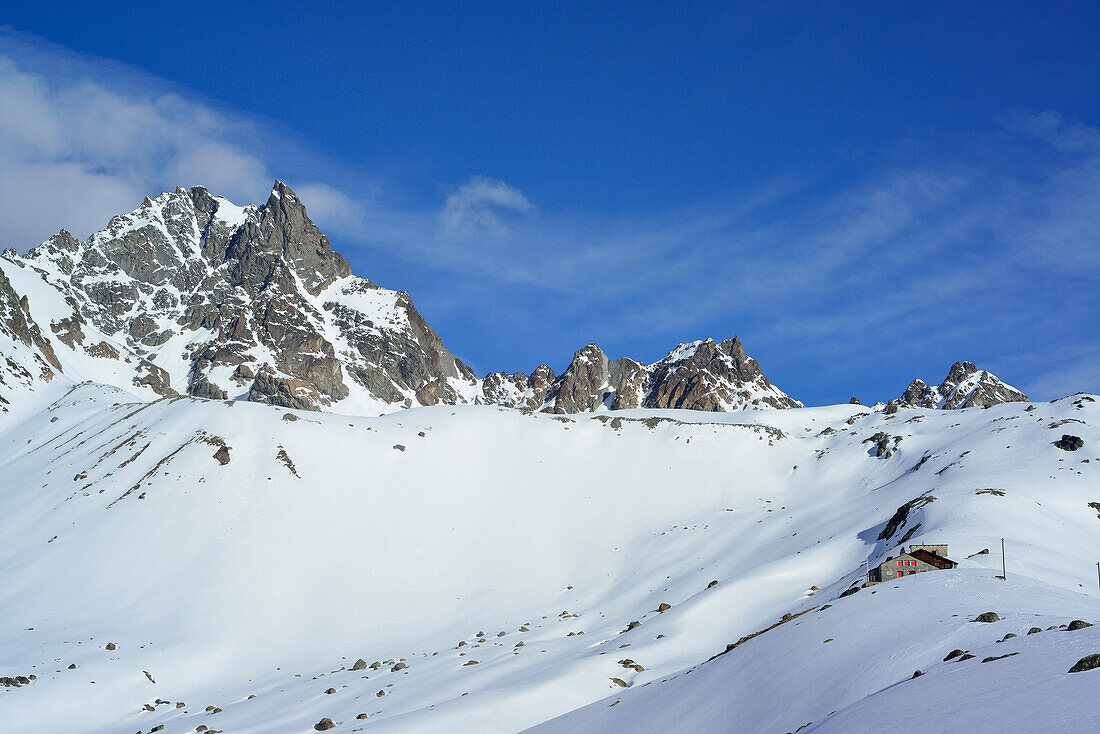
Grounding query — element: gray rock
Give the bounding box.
[1068,654,1100,673]
[897,362,1027,410]
[1068,620,1093,631]
[213,446,231,465]
[975,612,1001,623]
[1055,435,1084,451]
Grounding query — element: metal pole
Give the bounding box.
[1001,538,1006,581]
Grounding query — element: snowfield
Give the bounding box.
[0,383,1098,733]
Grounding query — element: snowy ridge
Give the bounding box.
[1,183,808,417]
[898,361,1029,410]
[0,386,1096,732]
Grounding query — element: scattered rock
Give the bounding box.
[707,580,719,589]
[463,660,479,666]
[975,612,1001,623]
[106,642,117,650]
[357,713,369,719]
[391,662,407,671]
[658,603,671,612]
[610,677,628,688]
[911,670,922,678]
[0,676,32,687]
[878,495,934,540]
[376,690,386,697]
[324,688,337,694]
[1068,654,1100,673]
[982,652,1019,663]
[392,444,406,452]
[1027,627,1042,635]
[352,659,368,671]
[622,621,641,632]
[839,587,859,598]
[213,446,231,465]
[1068,620,1094,631]
[314,718,336,731]
[1055,435,1084,451]
[944,649,966,661]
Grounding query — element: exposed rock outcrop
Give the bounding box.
[11,182,476,412]
[897,362,1027,410]
[3,183,801,415]
[497,338,800,414]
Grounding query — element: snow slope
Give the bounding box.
[0,387,1097,733]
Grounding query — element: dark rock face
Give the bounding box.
[878,495,934,540]
[0,267,61,376]
[5,183,800,415]
[1055,435,1084,451]
[14,182,476,412]
[1068,654,1100,673]
[479,365,557,410]
[509,338,800,414]
[897,361,1028,410]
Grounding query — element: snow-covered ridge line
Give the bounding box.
[0,385,1095,732]
[0,182,1035,420]
[1,182,806,418]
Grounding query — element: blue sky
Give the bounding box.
[1,3,1098,404]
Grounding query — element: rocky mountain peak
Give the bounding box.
[0,182,804,416]
[897,361,1027,410]
[487,336,800,414]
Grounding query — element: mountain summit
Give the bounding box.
[896,361,1028,409]
[1,183,799,414]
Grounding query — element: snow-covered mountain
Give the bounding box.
[2,183,1096,734]
[0,183,799,417]
[896,361,1028,410]
[0,382,1096,733]
[482,338,800,413]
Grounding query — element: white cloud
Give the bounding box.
[441,175,533,237]
[0,31,285,247]
[292,182,363,232]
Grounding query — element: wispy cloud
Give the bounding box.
[441,176,533,238]
[0,29,358,247]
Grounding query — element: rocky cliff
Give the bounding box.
[482,338,801,413]
[895,361,1028,410]
[1,182,797,414]
[3,182,478,413]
